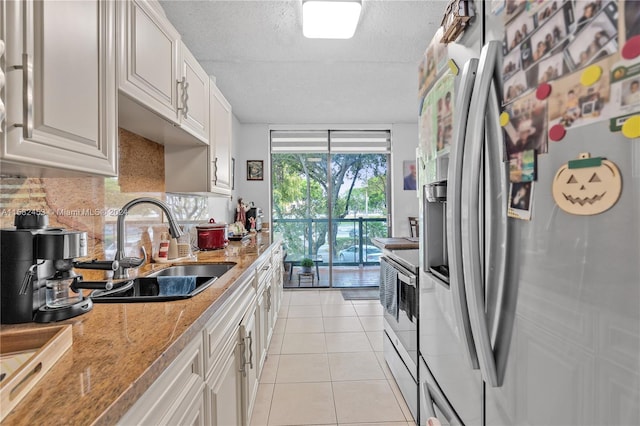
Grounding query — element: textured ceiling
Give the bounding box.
[159,0,443,124]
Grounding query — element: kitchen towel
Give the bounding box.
[379,260,398,319]
[157,276,196,296]
[399,282,417,323]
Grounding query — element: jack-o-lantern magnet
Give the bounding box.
[552,152,622,215]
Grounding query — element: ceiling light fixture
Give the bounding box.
[302,0,362,39]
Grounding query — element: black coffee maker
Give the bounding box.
[1,212,114,323]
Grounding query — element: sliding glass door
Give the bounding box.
[271,130,390,288]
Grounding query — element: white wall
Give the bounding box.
[234,123,272,221]
[233,122,420,236]
[391,123,419,236]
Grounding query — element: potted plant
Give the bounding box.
[300,257,314,273]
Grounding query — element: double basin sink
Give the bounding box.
[90,263,236,303]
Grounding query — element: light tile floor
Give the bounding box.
[250,289,416,426]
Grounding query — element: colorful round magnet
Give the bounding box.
[622,35,640,60]
[549,124,566,141]
[621,115,640,139]
[580,65,602,86]
[536,83,552,100]
[499,112,510,127]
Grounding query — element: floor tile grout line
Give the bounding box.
[329,378,339,425]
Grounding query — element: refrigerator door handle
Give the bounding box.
[486,63,509,348]
[461,40,503,388]
[446,57,480,370]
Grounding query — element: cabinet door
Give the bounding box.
[256,289,267,374]
[209,82,232,195]
[164,379,206,426]
[239,303,259,425]
[118,336,205,425]
[3,0,117,177]
[266,285,274,345]
[179,43,209,143]
[118,0,179,122]
[271,243,284,315]
[206,333,243,426]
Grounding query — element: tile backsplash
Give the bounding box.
[0,129,229,279]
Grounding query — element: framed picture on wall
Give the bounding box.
[403,160,417,190]
[247,160,264,181]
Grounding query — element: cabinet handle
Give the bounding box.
[11,53,33,139]
[212,157,218,185]
[246,331,254,370]
[266,288,271,311]
[177,76,189,118]
[238,339,246,377]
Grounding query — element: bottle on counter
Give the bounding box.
[167,238,179,259]
[158,232,170,260]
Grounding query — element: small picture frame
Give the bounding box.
[403,160,417,190]
[247,160,264,181]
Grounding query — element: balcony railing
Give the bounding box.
[272,217,387,266]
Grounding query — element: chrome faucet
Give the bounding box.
[115,197,183,278]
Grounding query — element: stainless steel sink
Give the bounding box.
[147,263,235,278]
[90,262,236,303]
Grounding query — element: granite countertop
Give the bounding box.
[1,232,276,426]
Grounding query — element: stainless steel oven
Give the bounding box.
[380,253,419,423]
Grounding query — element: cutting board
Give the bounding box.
[372,237,419,250]
[0,325,72,421]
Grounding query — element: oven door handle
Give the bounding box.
[397,271,416,287]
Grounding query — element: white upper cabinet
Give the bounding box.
[117,0,208,146]
[2,0,118,177]
[209,82,233,195]
[118,0,179,122]
[179,43,210,142]
[164,78,233,195]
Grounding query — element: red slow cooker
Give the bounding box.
[196,219,228,250]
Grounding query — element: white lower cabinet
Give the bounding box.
[117,336,205,425]
[239,300,259,425]
[165,380,207,426]
[271,242,284,317]
[202,273,255,426]
[119,244,284,426]
[206,332,242,426]
[256,286,267,375]
[257,280,273,375]
[265,285,274,347]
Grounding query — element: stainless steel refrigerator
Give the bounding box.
[418,1,640,425]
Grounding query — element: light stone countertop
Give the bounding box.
[0,232,276,426]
